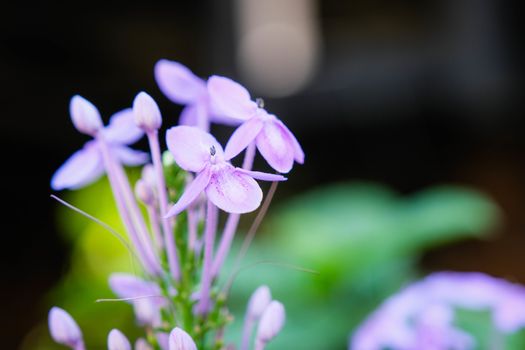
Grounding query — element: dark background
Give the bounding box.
[2,1,524,348]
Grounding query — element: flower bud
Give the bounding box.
[247,285,272,320]
[70,95,103,136]
[108,329,131,350]
[133,92,162,132]
[169,327,197,350]
[256,301,285,349]
[141,164,157,189]
[48,307,83,349]
[135,179,154,205]
[135,338,153,350]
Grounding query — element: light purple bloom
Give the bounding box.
[51,96,148,190]
[108,329,131,350]
[133,297,162,327]
[351,272,525,350]
[133,91,162,132]
[154,60,240,130]
[208,76,304,173]
[135,338,153,350]
[165,126,286,216]
[168,327,197,350]
[48,307,84,350]
[109,273,166,306]
[255,301,286,350]
[241,286,273,350]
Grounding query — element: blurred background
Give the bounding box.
[2,0,525,348]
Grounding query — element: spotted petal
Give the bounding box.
[51,141,104,190]
[104,108,144,145]
[208,75,257,121]
[165,167,212,217]
[166,126,223,172]
[256,121,295,173]
[155,59,207,104]
[224,118,264,160]
[206,166,262,214]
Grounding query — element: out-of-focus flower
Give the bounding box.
[165,126,286,216]
[108,329,131,350]
[208,76,304,173]
[168,327,197,350]
[135,338,153,350]
[351,272,525,350]
[241,286,273,350]
[48,307,84,350]
[51,96,148,190]
[155,60,240,130]
[133,92,162,132]
[255,301,286,350]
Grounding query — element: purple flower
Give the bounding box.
[255,301,286,350]
[208,76,304,173]
[168,327,197,350]
[109,273,166,305]
[51,96,148,190]
[155,60,240,130]
[48,307,84,350]
[164,126,286,216]
[108,329,131,350]
[351,272,525,350]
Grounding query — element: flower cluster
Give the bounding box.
[351,272,525,350]
[49,59,303,349]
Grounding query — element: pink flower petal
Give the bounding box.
[165,167,212,217]
[236,169,287,182]
[208,75,257,121]
[206,167,262,214]
[179,103,209,131]
[275,119,304,164]
[104,108,145,145]
[166,126,223,172]
[224,118,264,160]
[154,59,206,104]
[113,145,149,166]
[51,141,105,190]
[256,121,295,173]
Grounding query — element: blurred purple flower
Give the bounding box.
[208,76,304,173]
[108,329,131,350]
[155,60,240,130]
[165,126,286,216]
[255,300,286,350]
[51,96,148,190]
[169,327,197,350]
[48,307,84,350]
[351,272,525,350]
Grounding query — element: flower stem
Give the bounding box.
[195,200,218,315]
[240,315,254,350]
[147,130,181,281]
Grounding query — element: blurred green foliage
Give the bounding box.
[28,180,511,349]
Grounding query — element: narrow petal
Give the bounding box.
[166,126,223,172]
[179,103,209,131]
[256,121,295,173]
[169,327,197,350]
[224,118,264,160]
[113,145,149,166]
[275,119,304,164]
[154,59,207,104]
[165,167,212,217]
[108,273,164,305]
[207,75,257,121]
[206,166,262,214]
[104,108,144,145]
[51,141,104,190]
[236,169,287,182]
[108,329,131,350]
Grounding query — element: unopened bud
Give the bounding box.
[133,92,162,132]
[255,301,285,350]
[169,327,197,350]
[70,95,103,136]
[135,179,154,205]
[247,285,272,320]
[135,338,153,350]
[108,329,131,350]
[48,307,83,349]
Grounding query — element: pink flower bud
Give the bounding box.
[255,301,285,349]
[48,307,83,349]
[108,329,131,350]
[70,95,103,136]
[133,92,162,132]
[247,285,272,320]
[169,327,197,350]
[135,179,154,205]
[135,338,153,350]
